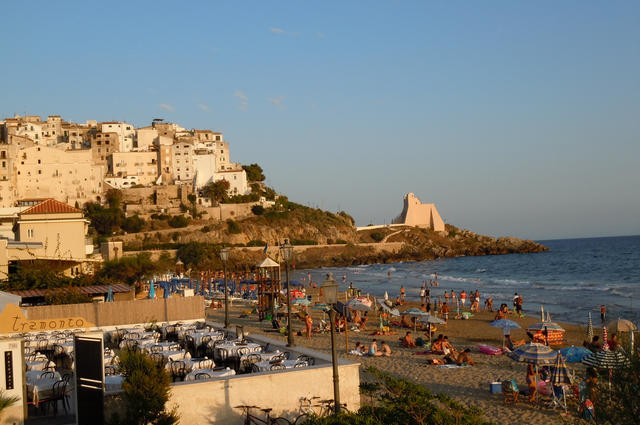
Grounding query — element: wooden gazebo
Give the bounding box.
[257,257,281,320]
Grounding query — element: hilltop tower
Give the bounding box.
[392,193,445,231]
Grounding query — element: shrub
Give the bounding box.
[335,239,348,244]
[290,239,317,246]
[226,219,241,234]
[370,232,384,242]
[168,215,189,228]
[150,213,170,221]
[108,350,178,425]
[247,240,266,247]
[179,203,188,213]
[122,215,146,233]
[201,226,211,233]
[251,205,265,215]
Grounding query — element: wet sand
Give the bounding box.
[206,292,589,425]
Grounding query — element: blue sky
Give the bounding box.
[1,1,639,240]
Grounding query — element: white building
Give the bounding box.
[101,122,135,152]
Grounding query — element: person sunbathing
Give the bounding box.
[377,341,392,357]
[431,334,445,353]
[401,331,416,348]
[456,348,474,366]
[401,315,412,328]
[442,336,454,354]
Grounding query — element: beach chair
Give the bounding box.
[502,380,519,404]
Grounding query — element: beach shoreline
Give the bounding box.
[206,294,591,425]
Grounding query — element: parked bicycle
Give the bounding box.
[235,405,291,425]
[293,397,349,423]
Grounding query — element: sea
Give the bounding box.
[295,235,640,326]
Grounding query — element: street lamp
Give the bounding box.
[321,273,341,415]
[219,247,230,329]
[280,242,294,347]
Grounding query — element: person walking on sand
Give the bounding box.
[442,302,450,324]
[305,313,313,338]
[420,286,426,304]
[600,305,606,324]
[444,291,450,303]
[460,290,467,309]
[513,293,519,313]
[515,294,523,317]
[451,290,456,305]
[400,286,405,302]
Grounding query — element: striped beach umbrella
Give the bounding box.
[508,343,558,365]
[586,312,593,342]
[551,353,572,385]
[490,319,521,348]
[582,350,629,369]
[602,326,610,351]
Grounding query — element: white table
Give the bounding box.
[122,331,158,340]
[105,375,124,392]
[166,357,215,373]
[253,360,307,372]
[139,340,179,353]
[189,331,224,346]
[26,370,61,382]
[26,372,63,405]
[159,350,190,361]
[214,342,261,359]
[26,356,55,371]
[184,368,235,381]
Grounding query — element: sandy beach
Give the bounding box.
[206,290,589,425]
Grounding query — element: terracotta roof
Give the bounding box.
[21,199,82,215]
[9,284,132,299]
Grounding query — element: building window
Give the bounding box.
[38,170,42,174]
[27,229,34,238]
[38,159,41,164]
[1,161,4,168]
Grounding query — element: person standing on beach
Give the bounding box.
[442,302,450,324]
[600,305,606,324]
[305,313,313,338]
[420,287,426,304]
[444,291,450,303]
[451,290,456,306]
[513,293,519,313]
[515,295,523,317]
[400,286,405,302]
[460,290,467,309]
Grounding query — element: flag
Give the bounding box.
[263,244,268,254]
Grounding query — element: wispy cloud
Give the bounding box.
[269,27,285,34]
[197,103,210,112]
[233,90,248,111]
[158,103,173,111]
[268,96,285,110]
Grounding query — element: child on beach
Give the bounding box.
[378,341,392,356]
[400,286,406,302]
[369,339,378,356]
[450,290,456,305]
[460,290,467,308]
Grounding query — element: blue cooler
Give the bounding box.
[489,382,502,394]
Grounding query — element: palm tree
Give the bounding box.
[0,390,19,418]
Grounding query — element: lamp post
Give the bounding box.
[219,247,230,329]
[321,273,341,415]
[280,242,294,347]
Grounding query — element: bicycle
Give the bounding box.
[235,405,291,425]
[293,398,349,424]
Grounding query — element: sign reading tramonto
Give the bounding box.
[0,304,94,334]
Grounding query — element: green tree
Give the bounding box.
[176,242,215,269]
[242,163,265,182]
[106,188,124,209]
[597,351,640,424]
[96,253,156,291]
[201,180,230,204]
[122,215,146,233]
[251,205,265,215]
[108,350,178,425]
[84,201,125,236]
[168,215,189,228]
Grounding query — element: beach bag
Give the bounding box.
[415,337,425,347]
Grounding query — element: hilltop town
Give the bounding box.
[0,114,249,207]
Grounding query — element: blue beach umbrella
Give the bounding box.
[148,281,156,299]
[508,343,557,365]
[195,280,199,295]
[292,298,311,306]
[559,346,592,363]
[208,281,212,297]
[106,286,114,302]
[490,319,521,347]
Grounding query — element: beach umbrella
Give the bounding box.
[559,346,592,363]
[607,318,638,333]
[106,286,114,302]
[384,291,389,301]
[527,322,566,346]
[602,326,610,351]
[346,298,372,311]
[417,314,445,343]
[163,282,171,299]
[586,312,593,342]
[311,303,329,321]
[148,281,156,299]
[582,350,629,370]
[508,343,558,365]
[402,308,431,333]
[292,298,311,306]
[509,342,558,402]
[549,353,572,412]
[376,299,400,317]
[490,319,521,347]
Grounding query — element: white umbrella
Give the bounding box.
[376,299,400,316]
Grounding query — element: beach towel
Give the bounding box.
[436,364,468,369]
